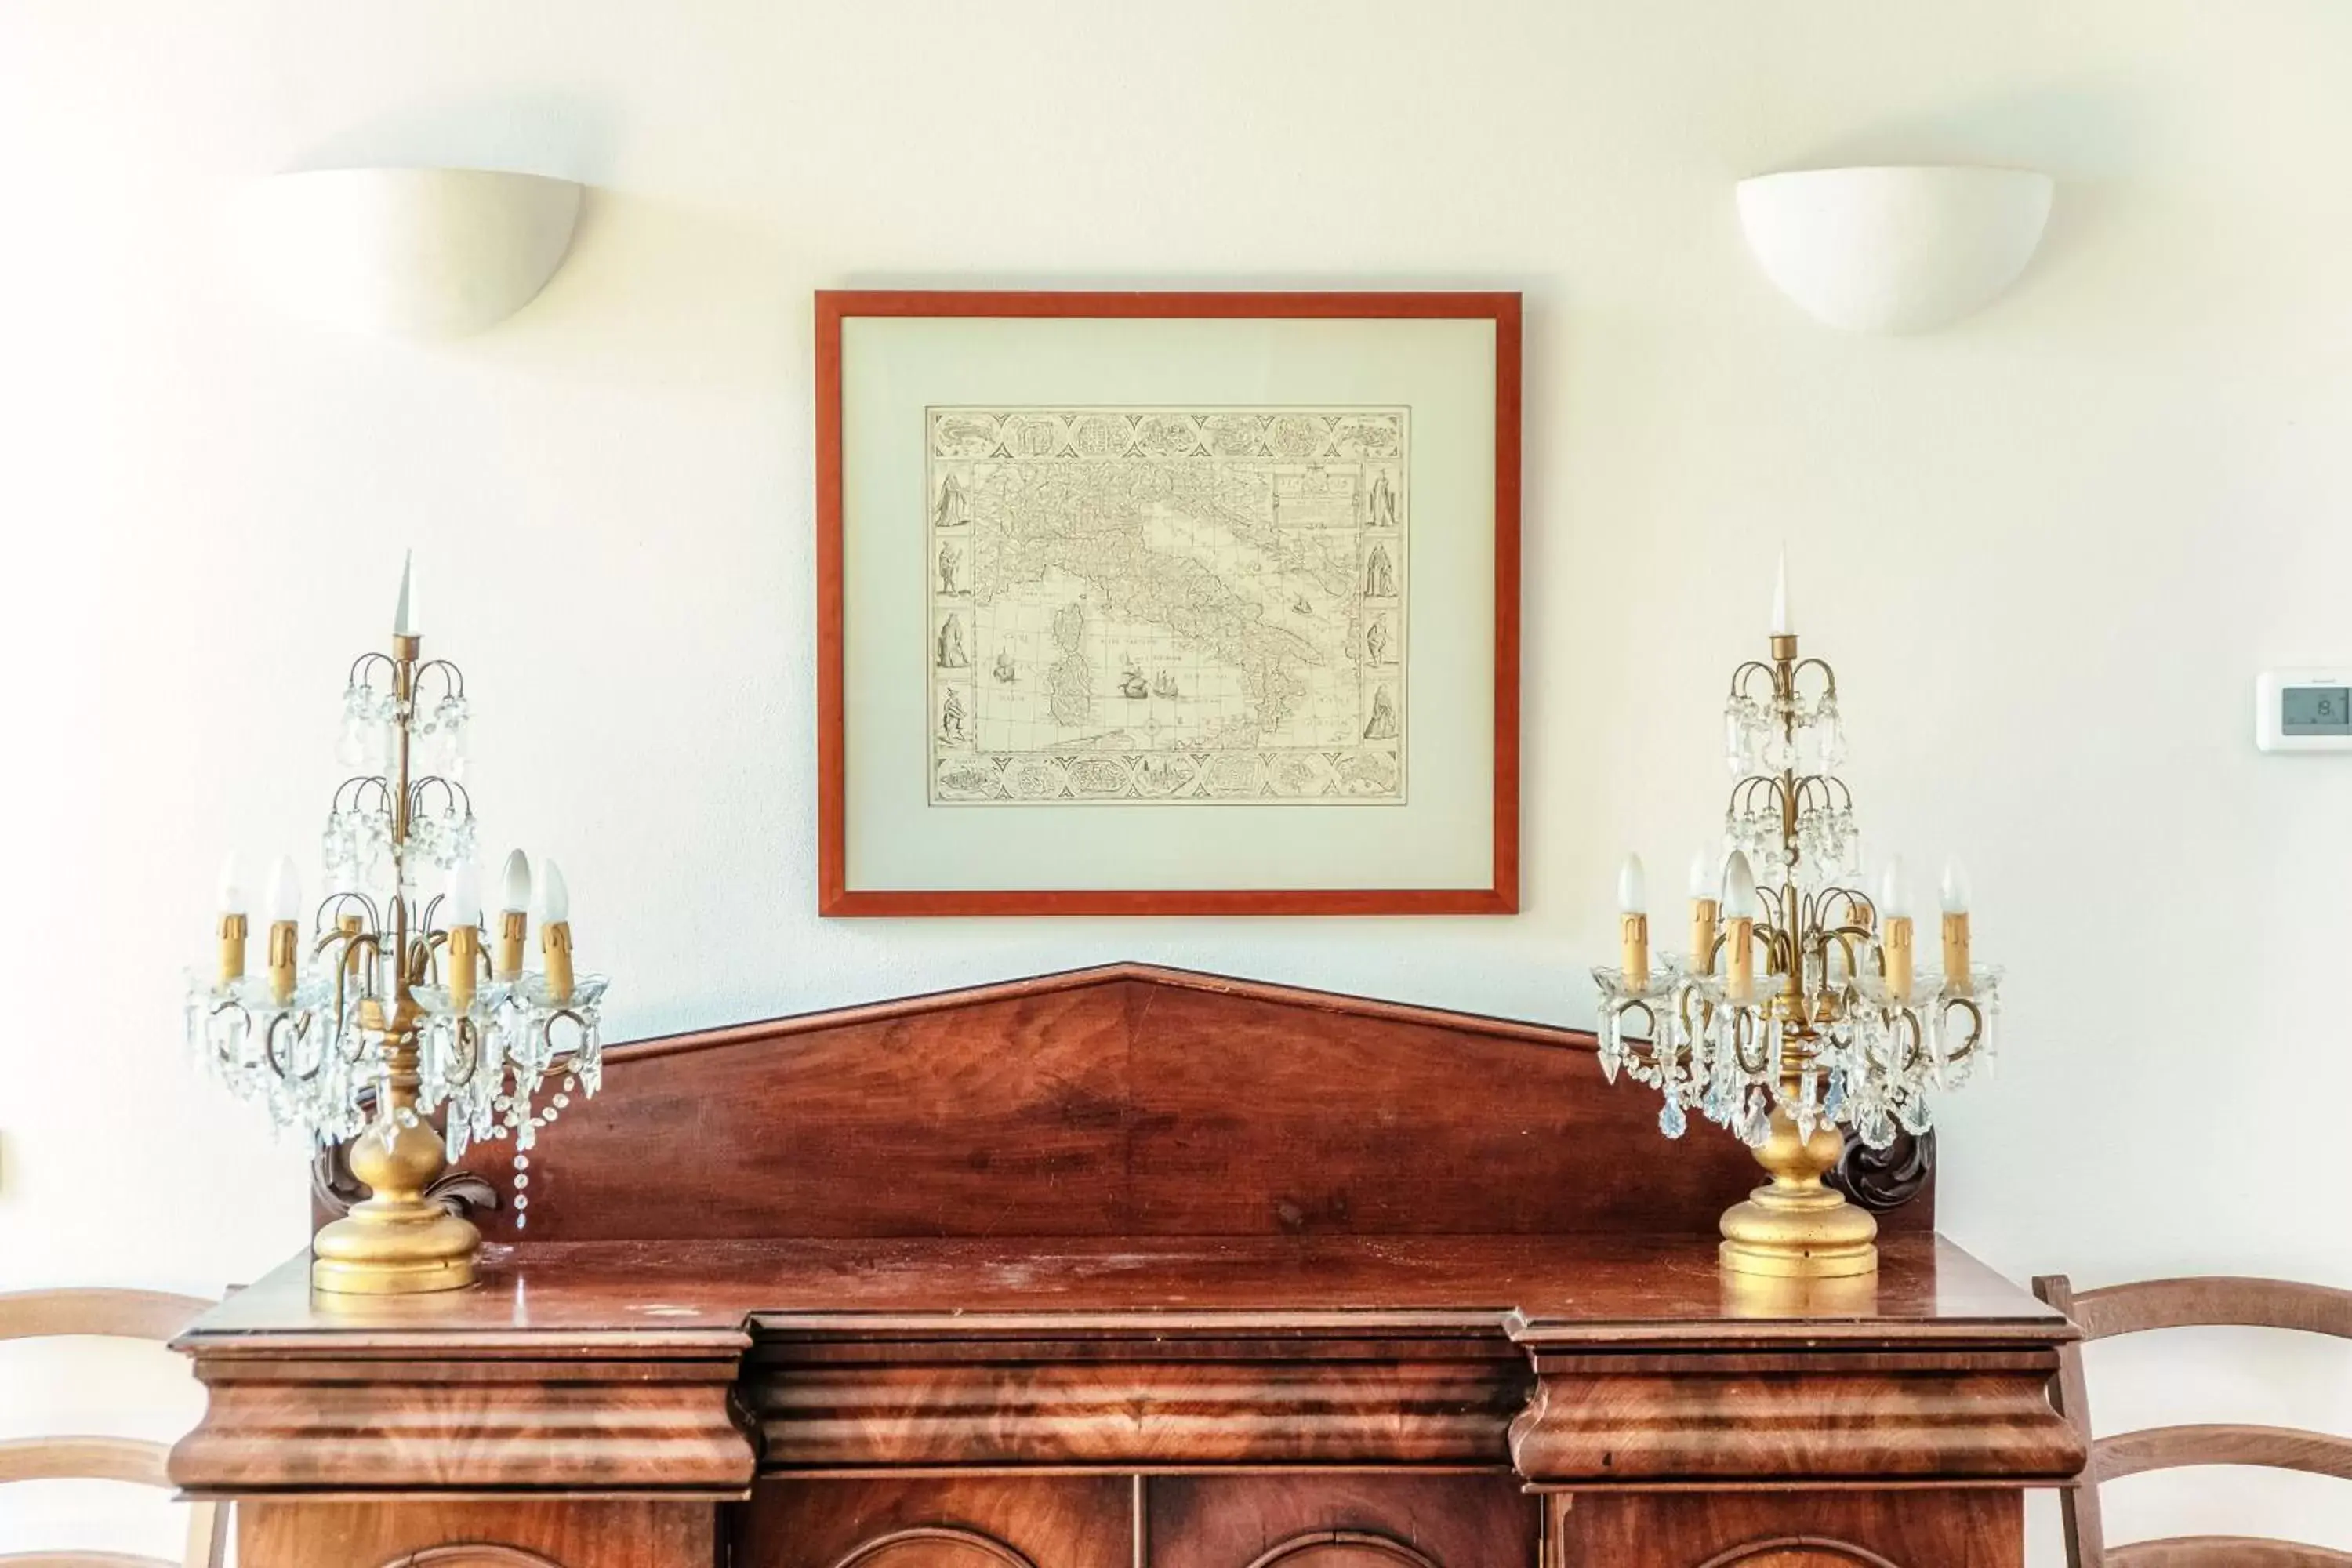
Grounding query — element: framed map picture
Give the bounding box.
[816,291,1520,916]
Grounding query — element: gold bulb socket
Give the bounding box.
[1619,911,1649,993]
[267,920,299,1005]
[448,924,481,1014]
[216,912,248,987]
[543,920,574,1004]
[1768,633,1799,662]
[1941,911,1972,995]
[336,912,366,982]
[1689,898,1719,975]
[1883,915,1914,1003]
[495,909,528,981]
[1726,915,1756,1003]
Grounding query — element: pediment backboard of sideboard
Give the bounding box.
[401,963,1930,1244]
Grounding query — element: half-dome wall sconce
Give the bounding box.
[1734,165,2055,335]
[223,167,585,339]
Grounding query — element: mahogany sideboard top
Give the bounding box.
[170,964,2082,1526]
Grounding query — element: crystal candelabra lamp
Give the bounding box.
[185,556,606,1294]
[1591,559,2000,1279]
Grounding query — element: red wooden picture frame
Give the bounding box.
[815,290,1522,916]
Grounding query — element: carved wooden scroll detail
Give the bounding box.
[1828,1128,1934,1214]
[1693,1541,1904,1568]
[314,1141,499,1221]
[1240,1530,1446,1567]
[827,1526,1038,1568]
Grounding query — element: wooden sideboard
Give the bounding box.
[170,964,2083,1567]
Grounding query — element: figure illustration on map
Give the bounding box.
[937,541,963,595]
[936,613,969,670]
[933,470,970,528]
[993,648,1016,683]
[1367,469,1399,529]
[1365,615,1391,666]
[1363,543,1396,598]
[1363,682,1399,741]
[938,686,969,744]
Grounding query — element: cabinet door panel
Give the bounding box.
[739,1476,1129,1568]
[238,1501,716,1568]
[1546,1491,2022,1568]
[1149,1475,1532,1568]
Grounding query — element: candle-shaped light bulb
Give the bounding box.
[393,548,419,637]
[535,859,570,925]
[264,855,301,1004]
[1940,857,1972,915]
[215,853,248,987]
[1940,855,1973,993]
[499,849,532,913]
[537,858,575,1002]
[1722,851,1759,1002]
[1617,854,1647,913]
[1877,857,1912,923]
[1687,850,1720,976]
[1616,854,1650,992]
[494,848,531,980]
[265,855,302,924]
[1770,545,1794,636]
[1721,850,1758,920]
[1878,855,1915,1000]
[446,860,483,1013]
[446,861,482,926]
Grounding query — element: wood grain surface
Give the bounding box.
[1149,1475,1530,1568]
[238,1500,713,1568]
[2034,1273,2352,1568]
[1547,1490,2023,1568]
[739,1476,1128,1567]
[426,965,1930,1245]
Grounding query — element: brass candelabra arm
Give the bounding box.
[1728,648,1840,704]
[1727,659,1780,700]
[409,656,467,702]
[261,1007,325,1083]
[1809,921,1878,986]
[1788,655,1838,701]
[405,775,473,826]
[1937,993,1988,1067]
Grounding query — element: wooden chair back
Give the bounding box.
[0,1288,225,1568]
[2034,1273,2352,1568]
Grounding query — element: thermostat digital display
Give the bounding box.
[2282,686,2352,735]
[2257,671,2352,751]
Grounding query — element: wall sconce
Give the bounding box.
[224,168,585,339]
[1735,165,2055,335]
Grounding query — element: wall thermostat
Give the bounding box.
[2256,670,2352,751]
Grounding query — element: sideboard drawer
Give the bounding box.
[239,1501,717,1568]
[1545,1490,2021,1568]
[1149,1474,1534,1566]
[740,1476,1130,1566]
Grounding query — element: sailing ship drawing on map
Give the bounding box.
[924,407,1407,806]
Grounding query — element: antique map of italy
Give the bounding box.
[927,407,1406,806]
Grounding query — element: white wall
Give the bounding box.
[4,2,2350,1559]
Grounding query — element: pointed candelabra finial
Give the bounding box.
[394,548,419,638]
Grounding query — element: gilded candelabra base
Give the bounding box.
[1717,1105,1878,1280]
[310,1113,480,1296]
